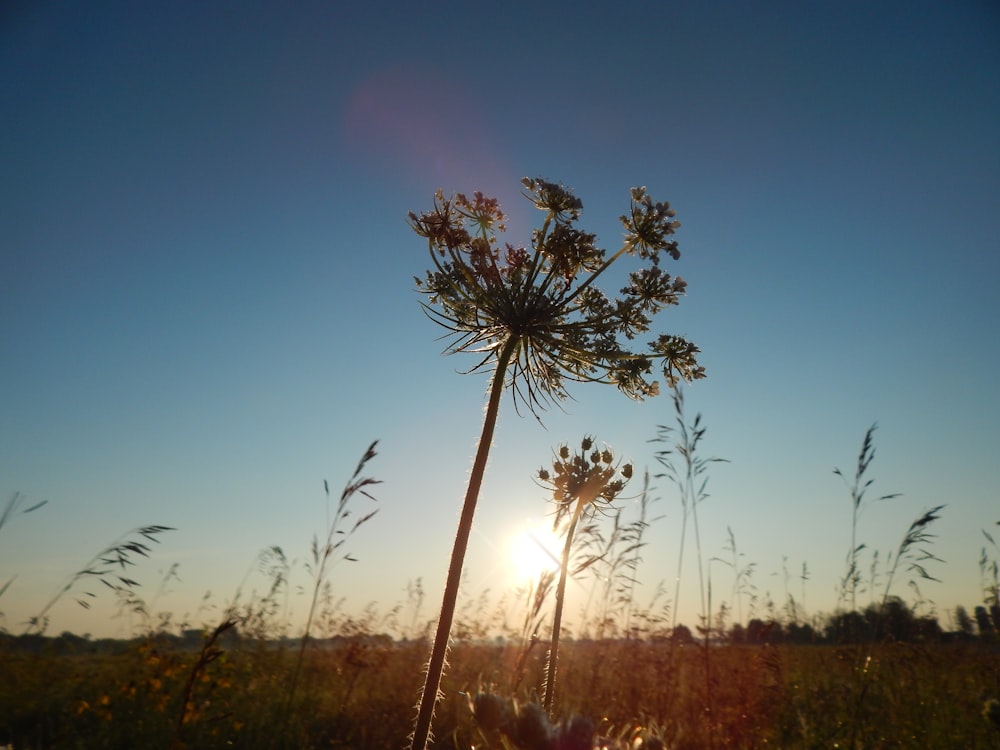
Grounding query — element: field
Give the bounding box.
[3,419,999,749]
[2,626,1000,749]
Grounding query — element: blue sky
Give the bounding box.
[2,1,998,638]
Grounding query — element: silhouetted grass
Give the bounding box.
[5,423,1000,749]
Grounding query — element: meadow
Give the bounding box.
[2,612,999,748]
[2,418,1000,750]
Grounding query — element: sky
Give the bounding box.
[2,1,998,639]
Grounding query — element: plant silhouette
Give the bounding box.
[407,178,704,749]
[537,436,632,712]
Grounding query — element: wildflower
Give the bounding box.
[409,180,703,750]
[538,437,632,514]
[410,178,704,411]
[537,438,633,711]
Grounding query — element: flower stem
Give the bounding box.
[544,497,584,713]
[410,336,519,750]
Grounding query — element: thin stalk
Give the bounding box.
[410,336,519,750]
[543,497,586,713]
[561,243,629,307]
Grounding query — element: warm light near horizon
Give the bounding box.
[509,521,562,582]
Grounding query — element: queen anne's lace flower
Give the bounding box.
[410,178,704,412]
[409,179,704,750]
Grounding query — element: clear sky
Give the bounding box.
[2,1,998,639]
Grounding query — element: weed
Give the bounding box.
[407,179,703,750]
[833,423,901,613]
[281,440,380,738]
[24,525,174,635]
[536,437,632,712]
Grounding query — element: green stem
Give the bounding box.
[410,336,519,750]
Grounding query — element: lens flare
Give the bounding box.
[509,522,561,582]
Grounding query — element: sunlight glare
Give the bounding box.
[509,521,562,582]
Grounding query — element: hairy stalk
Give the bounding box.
[544,494,586,712]
[410,337,518,750]
[537,438,631,715]
[409,180,701,747]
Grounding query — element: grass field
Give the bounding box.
[3,423,999,748]
[2,629,999,749]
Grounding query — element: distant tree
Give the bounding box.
[913,615,943,642]
[975,605,996,639]
[729,622,746,645]
[867,596,915,642]
[746,618,783,645]
[955,605,975,639]
[825,610,871,643]
[671,624,694,644]
[785,621,817,644]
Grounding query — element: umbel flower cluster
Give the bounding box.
[538,436,633,515]
[409,178,704,411]
[536,437,634,711]
[407,179,703,750]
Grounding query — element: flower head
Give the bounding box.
[538,437,633,521]
[410,178,704,413]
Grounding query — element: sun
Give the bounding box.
[509,521,562,582]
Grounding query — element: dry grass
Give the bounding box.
[2,634,998,749]
[3,418,998,748]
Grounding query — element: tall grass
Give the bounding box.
[652,387,727,637]
[981,522,1000,612]
[23,524,174,636]
[0,492,49,614]
[282,440,380,723]
[8,414,1000,748]
[833,423,901,613]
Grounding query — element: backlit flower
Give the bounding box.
[410,178,704,413]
